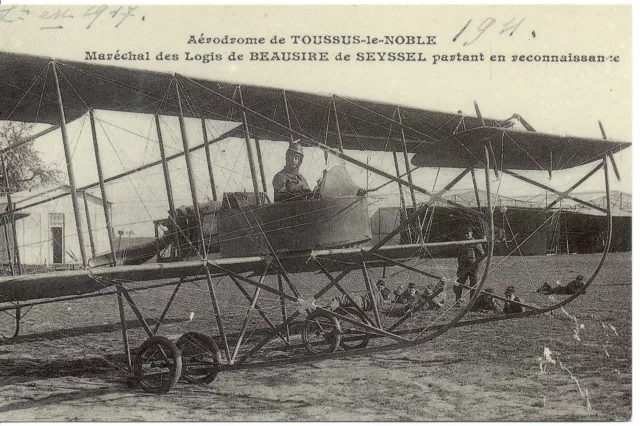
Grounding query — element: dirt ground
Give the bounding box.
[0,252,632,421]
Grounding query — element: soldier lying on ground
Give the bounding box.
[470,287,500,312]
[503,285,526,314]
[326,279,391,312]
[537,275,586,295]
[393,281,446,313]
[394,282,419,304]
[422,280,446,310]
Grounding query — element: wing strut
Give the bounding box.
[175,78,232,362]
[89,108,129,366]
[388,114,410,237]
[332,96,345,153]
[254,138,268,194]
[599,121,621,182]
[282,91,296,143]
[1,156,21,275]
[475,101,500,179]
[238,86,262,201]
[200,117,219,201]
[81,191,96,258]
[397,108,418,214]
[154,113,179,258]
[52,63,87,267]
[89,110,118,265]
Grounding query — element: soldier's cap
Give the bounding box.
[287,140,304,158]
[408,282,417,288]
[505,286,515,295]
[485,288,494,294]
[462,225,473,234]
[376,279,386,287]
[576,274,584,280]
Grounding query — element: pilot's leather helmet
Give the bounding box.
[287,140,304,158]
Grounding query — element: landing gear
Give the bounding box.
[336,307,371,350]
[301,312,341,355]
[176,332,222,385]
[133,336,182,394]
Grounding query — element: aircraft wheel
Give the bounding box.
[133,336,182,394]
[176,332,221,385]
[301,312,341,355]
[336,307,371,350]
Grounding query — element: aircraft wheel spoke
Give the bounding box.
[336,307,371,350]
[176,332,222,385]
[301,312,341,355]
[133,336,182,394]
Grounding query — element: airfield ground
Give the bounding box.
[0,252,632,421]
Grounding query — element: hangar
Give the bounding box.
[370,190,631,256]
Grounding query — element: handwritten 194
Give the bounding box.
[0,5,141,30]
[453,18,528,46]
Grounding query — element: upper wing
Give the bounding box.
[0,52,630,169]
[411,127,630,171]
[0,51,488,154]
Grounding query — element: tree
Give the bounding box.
[0,122,62,195]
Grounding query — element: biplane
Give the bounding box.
[0,51,630,393]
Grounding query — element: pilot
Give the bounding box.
[273,140,311,202]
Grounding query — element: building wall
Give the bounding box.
[564,213,631,254]
[12,197,113,265]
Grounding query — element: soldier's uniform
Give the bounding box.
[536,282,553,294]
[422,281,446,310]
[503,286,525,314]
[471,288,499,312]
[272,141,311,202]
[393,283,422,314]
[327,280,390,312]
[272,170,310,201]
[394,283,420,304]
[536,275,586,295]
[565,275,586,295]
[454,226,485,302]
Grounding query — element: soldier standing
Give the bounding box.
[453,225,485,304]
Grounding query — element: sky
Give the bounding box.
[0,4,632,237]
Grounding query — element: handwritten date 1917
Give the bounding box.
[0,5,140,30]
[453,17,527,46]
